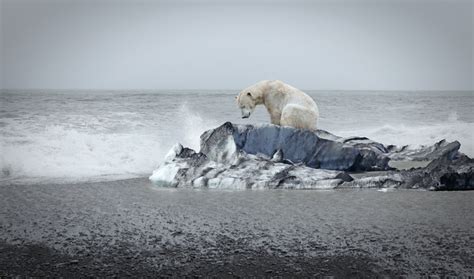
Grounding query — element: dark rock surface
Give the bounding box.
[202,122,390,171]
[150,122,473,190]
[400,154,474,190]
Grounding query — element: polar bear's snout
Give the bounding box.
[241,108,252,118]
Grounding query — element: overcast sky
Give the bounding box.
[0,0,472,90]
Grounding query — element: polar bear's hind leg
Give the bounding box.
[280,105,317,130]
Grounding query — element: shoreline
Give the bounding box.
[1,178,473,277]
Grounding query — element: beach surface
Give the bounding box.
[1,178,473,277]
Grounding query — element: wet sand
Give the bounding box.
[1,178,473,277]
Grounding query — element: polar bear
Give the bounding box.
[236,80,319,130]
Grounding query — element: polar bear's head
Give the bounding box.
[236,81,268,119]
[236,91,256,118]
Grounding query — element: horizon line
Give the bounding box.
[2,88,473,93]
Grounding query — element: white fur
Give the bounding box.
[236,80,319,130]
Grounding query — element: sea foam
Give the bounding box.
[334,119,473,158]
[0,103,217,185]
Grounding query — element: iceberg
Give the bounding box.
[150,122,473,190]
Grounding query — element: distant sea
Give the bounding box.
[1,90,473,185]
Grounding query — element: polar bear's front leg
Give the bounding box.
[270,114,281,125]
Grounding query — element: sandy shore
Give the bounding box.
[1,178,473,277]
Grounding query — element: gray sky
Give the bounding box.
[1,0,473,90]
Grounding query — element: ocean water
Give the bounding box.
[1,90,473,185]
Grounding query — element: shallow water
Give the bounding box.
[1,90,473,184]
